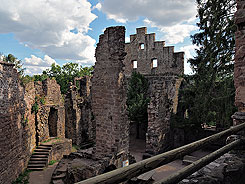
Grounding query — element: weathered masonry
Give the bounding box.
[77,9,245,182]
[65,76,94,146]
[51,27,130,184]
[63,27,184,158]
[92,26,129,160]
[0,62,71,183]
[0,61,27,184]
[233,0,245,130]
[124,27,184,76]
[124,27,184,155]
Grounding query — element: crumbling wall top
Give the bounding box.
[92,26,129,159]
[136,27,147,34]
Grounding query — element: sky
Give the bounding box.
[0,0,199,75]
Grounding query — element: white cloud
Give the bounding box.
[144,19,198,44]
[125,37,130,43]
[162,24,197,44]
[24,55,57,75]
[93,3,102,11]
[100,0,198,44]
[0,0,97,64]
[180,45,198,74]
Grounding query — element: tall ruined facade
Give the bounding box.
[124,27,184,154]
[233,0,245,127]
[65,76,94,146]
[65,27,184,156]
[92,26,129,160]
[0,62,27,184]
[0,62,66,183]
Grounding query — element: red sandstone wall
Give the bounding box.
[92,26,129,159]
[235,0,245,112]
[0,62,28,184]
[124,27,184,77]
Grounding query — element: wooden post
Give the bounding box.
[155,139,242,184]
[76,123,245,184]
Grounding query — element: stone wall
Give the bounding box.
[234,0,245,113]
[232,0,245,132]
[47,138,72,162]
[146,75,182,154]
[0,62,28,184]
[124,27,184,155]
[65,83,81,145]
[23,82,36,157]
[92,26,129,159]
[33,79,65,144]
[0,63,66,183]
[124,27,184,77]
[65,76,94,146]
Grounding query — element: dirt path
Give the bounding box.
[29,163,58,184]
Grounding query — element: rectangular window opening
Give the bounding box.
[140,43,144,50]
[132,60,137,69]
[152,59,157,68]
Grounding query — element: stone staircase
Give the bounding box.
[27,144,52,171]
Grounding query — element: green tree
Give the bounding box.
[178,0,236,129]
[2,53,24,76]
[46,62,93,94]
[126,72,149,138]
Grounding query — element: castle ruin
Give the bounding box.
[0,26,184,183]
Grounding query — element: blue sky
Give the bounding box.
[0,0,198,75]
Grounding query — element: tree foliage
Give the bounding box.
[2,53,24,76]
[126,72,149,124]
[175,0,237,129]
[45,62,93,94]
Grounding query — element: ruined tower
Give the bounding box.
[92,26,129,160]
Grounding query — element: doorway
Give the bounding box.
[129,121,148,162]
[48,107,58,137]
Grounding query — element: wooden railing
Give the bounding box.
[76,123,245,184]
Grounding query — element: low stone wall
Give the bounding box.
[52,148,132,184]
[44,138,72,162]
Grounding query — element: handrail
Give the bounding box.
[76,123,245,184]
[155,139,243,184]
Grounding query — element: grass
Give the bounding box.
[12,169,31,184]
[72,145,80,152]
[48,160,58,165]
[42,137,60,143]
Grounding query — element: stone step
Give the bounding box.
[33,152,49,155]
[29,160,47,165]
[40,144,52,147]
[37,146,52,150]
[27,167,44,171]
[31,154,49,158]
[28,163,46,168]
[28,144,52,171]
[30,157,48,161]
[52,173,66,180]
[35,149,50,152]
